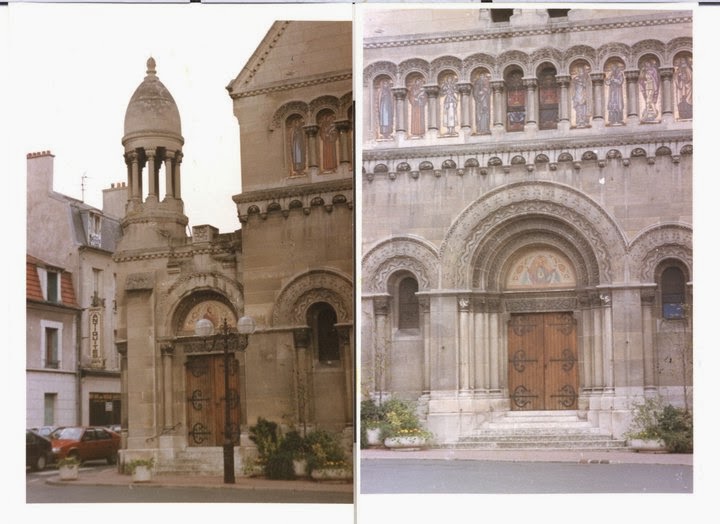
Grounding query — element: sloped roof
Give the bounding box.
[26,254,80,308]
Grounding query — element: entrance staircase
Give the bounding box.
[453,410,628,451]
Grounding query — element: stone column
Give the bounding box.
[161,344,174,429]
[491,81,505,128]
[489,301,501,392]
[601,295,614,393]
[163,151,175,200]
[624,70,640,120]
[304,125,319,169]
[424,85,440,131]
[116,342,128,448]
[337,325,354,426]
[458,83,472,130]
[373,296,390,397]
[593,305,604,390]
[591,73,606,122]
[128,151,141,202]
[419,296,431,394]
[392,87,407,133]
[524,78,538,127]
[146,148,158,202]
[458,296,471,392]
[174,151,183,200]
[335,120,352,165]
[293,328,310,430]
[660,67,675,117]
[641,288,658,391]
[557,75,571,123]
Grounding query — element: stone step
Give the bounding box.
[447,439,628,450]
[465,432,612,442]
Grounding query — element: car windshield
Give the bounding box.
[52,427,83,440]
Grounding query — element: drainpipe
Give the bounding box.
[76,309,82,425]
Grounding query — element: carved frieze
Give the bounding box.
[362,237,440,293]
[125,272,155,291]
[272,269,353,326]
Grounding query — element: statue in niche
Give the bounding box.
[674,56,693,119]
[408,77,427,137]
[538,72,559,130]
[441,75,458,135]
[376,78,394,139]
[571,64,591,127]
[289,117,305,173]
[605,62,625,125]
[639,58,660,122]
[319,112,337,171]
[472,72,491,134]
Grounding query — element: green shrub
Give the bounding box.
[248,417,279,461]
[625,398,693,453]
[265,451,296,480]
[305,429,347,473]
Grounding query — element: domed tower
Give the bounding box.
[119,57,188,248]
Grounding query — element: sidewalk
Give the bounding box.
[361,447,693,466]
[46,466,354,493]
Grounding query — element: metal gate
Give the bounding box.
[185,354,241,446]
[508,312,578,410]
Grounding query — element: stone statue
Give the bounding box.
[675,56,692,119]
[441,75,458,134]
[572,65,590,127]
[472,73,491,134]
[605,63,625,125]
[639,58,660,121]
[408,77,427,137]
[377,79,394,139]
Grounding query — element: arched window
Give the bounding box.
[398,276,419,330]
[286,114,306,175]
[308,302,340,363]
[505,67,525,132]
[661,266,686,319]
[538,65,559,130]
[317,109,338,172]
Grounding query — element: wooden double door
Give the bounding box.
[185,354,242,446]
[507,312,578,411]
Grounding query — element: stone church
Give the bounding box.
[115,20,353,471]
[361,8,692,446]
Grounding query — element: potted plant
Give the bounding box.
[278,429,310,478]
[305,429,352,482]
[360,399,386,448]
[57,456,80,481]
[127,457,155,482]
[380,397,432,450]
[625,397,693,453]
[248,417,280,477]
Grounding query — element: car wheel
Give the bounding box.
[107,452,118,465]
[35,454,47,471]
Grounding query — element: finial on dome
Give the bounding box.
[146,57,157,76]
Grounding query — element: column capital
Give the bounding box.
[161,343,174,356]
[145,147,157,158]
[457,296,472,312]
[522,78,538,90]
[624,70,640,82]
[293,327,311,349]
[490,80,505,92]
[556,75,571,86]
[373,296,390,315]
[659,67,675,80]
[303,124,319,137]
[392,87,408,99]
[423,85,440,97]
[457,82,472,95]
[590,72,606,85]
[334,119,352,132]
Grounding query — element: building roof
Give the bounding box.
[26,254,80,308]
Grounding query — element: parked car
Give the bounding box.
[29,426,58,438]
[50,426,120,465]
[105,424,122,434]
[27,430,53,471]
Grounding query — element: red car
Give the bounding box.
[51,426,120,464]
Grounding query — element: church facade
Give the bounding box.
[114,21,353,471]
[361,8,692,444]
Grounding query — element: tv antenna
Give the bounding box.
[81,172,89,202]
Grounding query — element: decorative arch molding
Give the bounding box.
[631,40,666,66]
[362,236,440,293]
[529,47,562,73]
[272,268,353,326]
[430,56,463,81]
[497,50,531,75]
[597,42,632,67]
[309,95,341,120]
[164,271,244,335]
[364,61,399,86]
[398,58,431,84]
[270,101,310,129]
[629,223,693,282]
[439,181,627,288]
[470,216,600,291]
[564,45,598,71]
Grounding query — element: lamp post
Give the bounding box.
[194,315,255,484]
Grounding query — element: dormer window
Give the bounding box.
[38,267,61,303]
[88,212,102,247]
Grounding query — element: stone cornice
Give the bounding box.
[232,178,353,204]
[362,129,692,163]
[364,12,692,50]
[113,244,237,264]
[229,71,352,100]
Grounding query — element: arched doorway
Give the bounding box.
[503,248,579,411]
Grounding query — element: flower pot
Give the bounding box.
[628,438,668,453]
[384,435,427,450]
[132,465,152,483]
[365,427,383,447]
[58,464,79,481]
[310,467,353,482]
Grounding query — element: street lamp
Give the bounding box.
[194,315,256,484]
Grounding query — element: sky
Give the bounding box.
[8,1,351,234]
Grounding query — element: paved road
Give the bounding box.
[360,458,692,494]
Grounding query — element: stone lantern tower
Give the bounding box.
[119,57,187,250]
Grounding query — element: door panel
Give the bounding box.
[186,355,241,447]
[508,313,578,410]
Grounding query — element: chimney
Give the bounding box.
[26,150,55,195]
[102,181,128,219]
